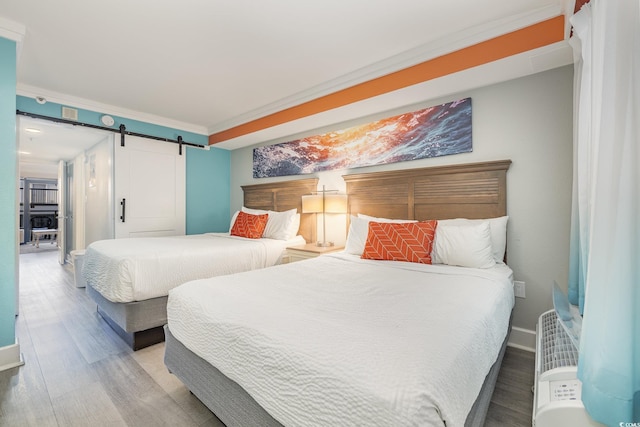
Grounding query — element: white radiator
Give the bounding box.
[533,309,603,427]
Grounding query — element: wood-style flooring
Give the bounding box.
[1,250,535,426]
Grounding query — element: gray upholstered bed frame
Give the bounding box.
[163,160,513,425]
[87,285,168,350]
[164,321,511,427]
[87,178,319,350]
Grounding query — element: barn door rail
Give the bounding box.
[16,110,206,154]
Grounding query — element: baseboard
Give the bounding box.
[0,341,24,372]
[507,326,536,352]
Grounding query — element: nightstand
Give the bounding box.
[283,243,345,263]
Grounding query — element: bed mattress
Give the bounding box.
[167,253,514,427]
[83,233,304,303]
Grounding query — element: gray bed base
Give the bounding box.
[87,284,168,351]
[164,318,512,427]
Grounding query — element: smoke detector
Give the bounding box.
[100,115,115,126]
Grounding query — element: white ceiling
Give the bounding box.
[18,116,110,179]
[2,0,574,169]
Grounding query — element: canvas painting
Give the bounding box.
[253,97,472,178]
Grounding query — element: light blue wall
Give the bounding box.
[16,96,209,146]
[0,91,230,348]
[0,38,17,347]
[16,96,231,234]
[186,147,230,234]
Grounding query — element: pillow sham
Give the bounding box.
[361,220,437,264]
[242,207,299,240]
[287,213,301,241]
[345,215,418,255]
[433,222,496,268]
[357,213,419,224]
[344,216,369,255]
[230,211,269,239]
[229,211,240,233]
[437,216,508,263]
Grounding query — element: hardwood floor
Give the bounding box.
[486,344,535,426]
[1,251,535,426]
[2,251,223,427]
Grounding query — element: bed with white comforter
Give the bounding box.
[84,233,304,303]
[167,252,514,427]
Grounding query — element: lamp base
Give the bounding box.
[315,241,334,247]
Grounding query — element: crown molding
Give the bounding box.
[207,4,565,135]
[0,16,25,42]
[0,16,26,58]
[213,40,573,150]
[17,84,208,136]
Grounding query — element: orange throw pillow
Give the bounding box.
[362,220,437,264]
[230,211,269,239]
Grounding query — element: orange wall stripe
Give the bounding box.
[209,15,565,145]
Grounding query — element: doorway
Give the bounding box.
[17,115,110,262]
[19,177,59,255]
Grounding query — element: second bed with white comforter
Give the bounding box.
[167,252,515,427]
[84,233,304,302]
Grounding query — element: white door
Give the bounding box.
[57,160,67,264]
[114,135,185,238]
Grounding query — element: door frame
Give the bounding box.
[57,160,67,265]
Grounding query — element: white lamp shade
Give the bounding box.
[302,194,323,213]
[324,194,348,213]
[301,190,348,247]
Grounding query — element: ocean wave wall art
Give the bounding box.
[253,97,472,178]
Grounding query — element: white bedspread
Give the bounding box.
[83,233,304,303]
[167,253,515,427]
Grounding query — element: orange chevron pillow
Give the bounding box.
[230,211,269,239]
[361,220,437,264]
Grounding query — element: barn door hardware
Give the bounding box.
[120,124,126,147]
[16,110,207,151]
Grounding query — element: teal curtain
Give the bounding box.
[567,19,589,314]
[569,1,640,425]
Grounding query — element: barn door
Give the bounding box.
[114,135,185,238]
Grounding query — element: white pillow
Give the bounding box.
[241,206,268,215]
[357,213,418,224]
[288,213,301,241]
[344,216,370,255]
[437,216,508,263]
[229,211,240,233]
[346,215,417,255]
[434,222,496,268]
[242,207,299,240]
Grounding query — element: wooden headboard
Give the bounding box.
[241,178,319,243]
[343,160,511,220]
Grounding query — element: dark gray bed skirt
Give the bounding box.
[164,324,511,427]
[86,284,169,350]
[164,325,282,427]
[86,284,168,332]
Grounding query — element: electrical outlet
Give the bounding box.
[514,280,526,298]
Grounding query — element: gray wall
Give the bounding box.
[230,65,574,333]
